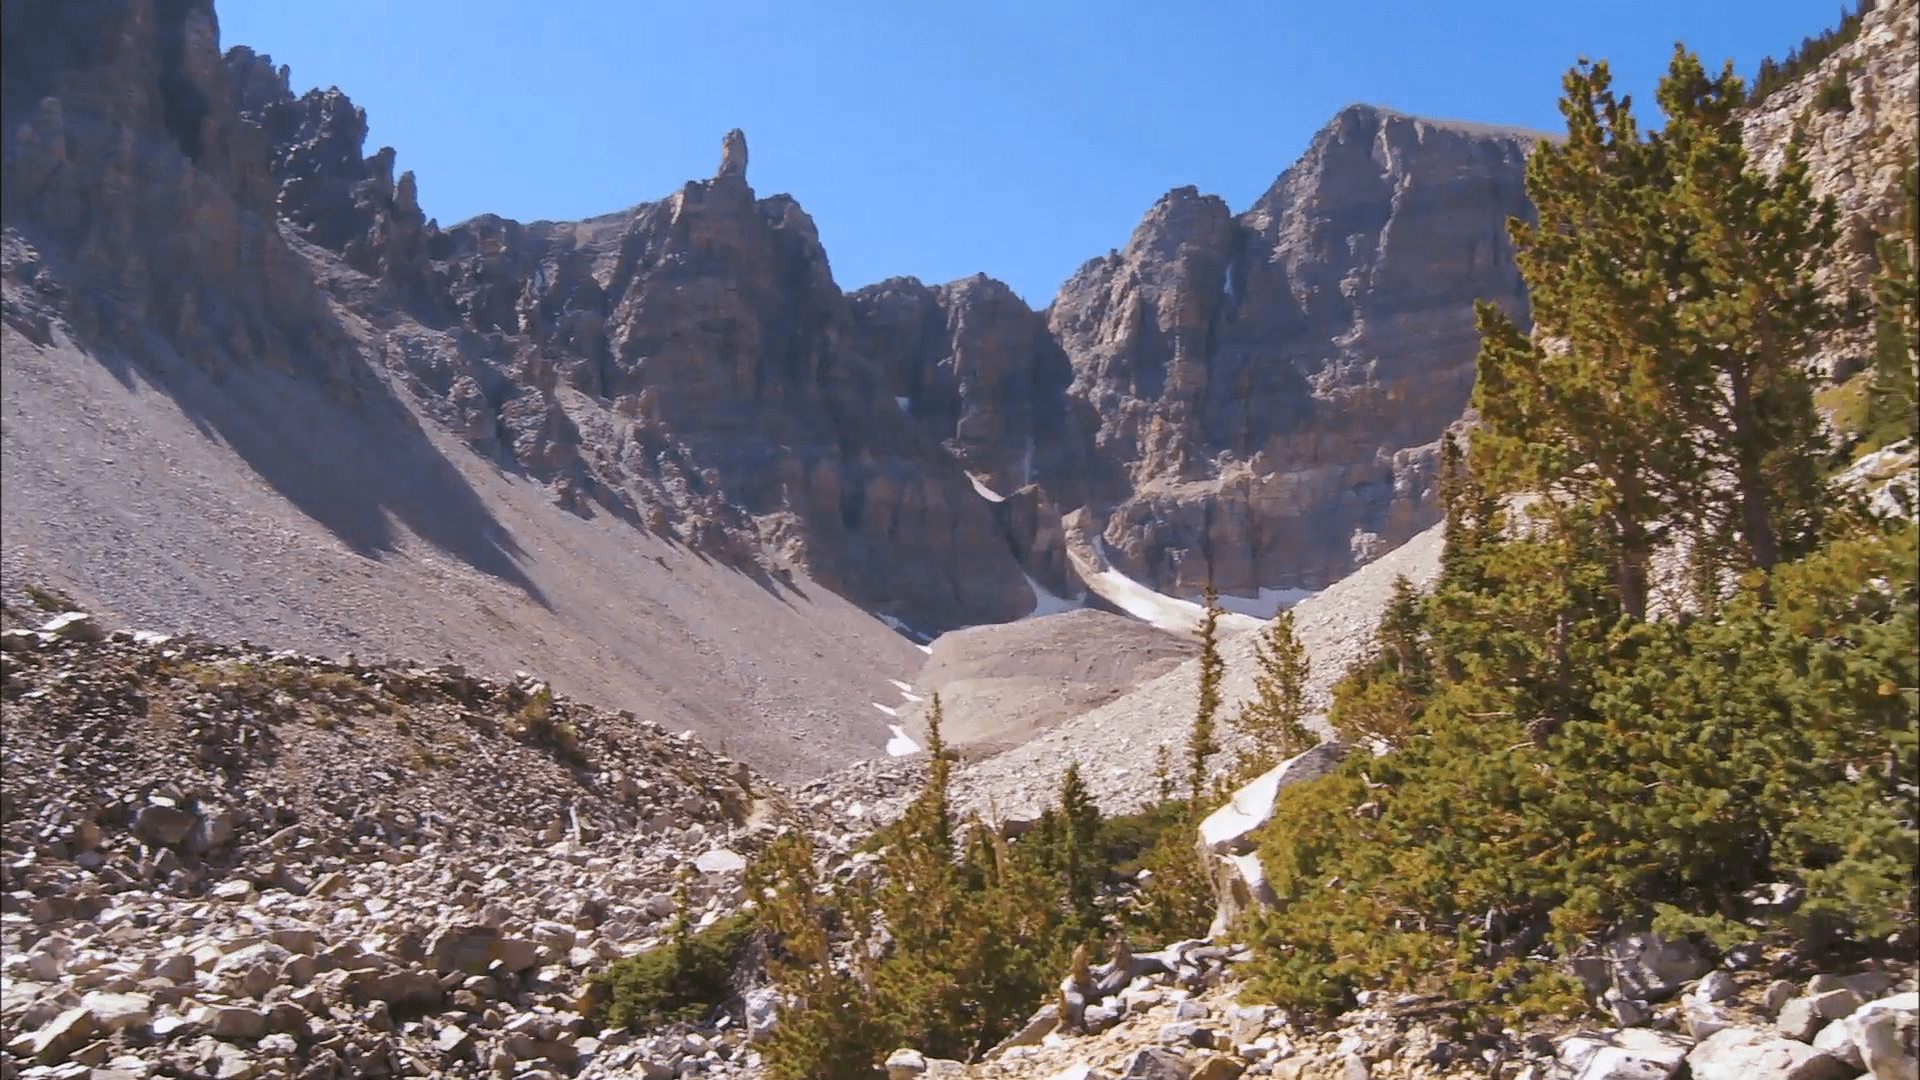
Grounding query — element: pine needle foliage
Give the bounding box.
[1242,45,1918,1025]
[1864,163,1919,453]
[753,695,1086,1077]
[1232,609,1313,777]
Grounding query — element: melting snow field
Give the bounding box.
[1023,575,1085,619]
[886,724,922,756]
[1074,537,1272,636]
[968,474,1007,503]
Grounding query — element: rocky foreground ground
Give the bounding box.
[4,604,1917,1080]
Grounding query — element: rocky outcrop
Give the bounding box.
[1742,0,1919,380]
[1048,106,1537,599]
[1,0,347,382]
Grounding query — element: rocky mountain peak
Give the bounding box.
[716,127,749,182]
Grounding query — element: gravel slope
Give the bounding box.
[894,608,1197,755]
[0,313,923,781]
[939,522,1446,820]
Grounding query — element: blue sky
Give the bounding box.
[218,0,1848,306]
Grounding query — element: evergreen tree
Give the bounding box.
[1470,57,1691,619]
[1473,49,1847,612]
[1865,163,1919,451]
[1054,762,1104,936]
[1187,589,1224,804]
[1233,608,1313,774]
[1328,575,1434,750]
[1656,47,1843,573]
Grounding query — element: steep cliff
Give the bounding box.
[1049,107,1537,599]
[210,56,1036,633]
[1742,0,1918,380]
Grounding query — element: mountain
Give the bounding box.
[1,0,1545,776]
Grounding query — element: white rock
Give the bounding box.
[1197,742,1347,855]
[886,1047,927,1079]
[1844,992,1918,1080]
[694,848,746,875]
[1558,1027,1693,1080]
[1687,1026,1854,1080]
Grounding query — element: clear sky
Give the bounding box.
[217,0,1848,306]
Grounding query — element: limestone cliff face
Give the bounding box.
[227,87,1038,629]
[1,0,345,382]
[1742,0,1918,380]
[1047,107,1537,597]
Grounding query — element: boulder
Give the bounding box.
[743,986,784,1043]
[1687,1027,1854,1080]
[1123,1047,1193,1079]
[1197,742,1348,856]
[428,925,501,976]
[1190,1059,1245,1080]
[134,803,198,847]
[992,1003,1060,1054]
[1844,992,1918,1080]
[886,1048,927,1080]
[1207,849,1278,938]
[1779,989,1865,1041]
[1605,932,1713,1003]
[78,991,152,1034]
[39,612,103,642]
[1557,1028,1693,1080]
[694,848,746,874]
[1812,1019,1866,1072]
[26,1006,97,1064]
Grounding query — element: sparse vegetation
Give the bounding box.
[22,585,80,613]
[1751,0,1875,105]
[594,907,756,1030]
[1815,65,1857,111]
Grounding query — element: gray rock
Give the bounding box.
[1558,1028,1692,1080]
[1157,1020,1214,1048]
[1691,971,1739,1003]
[1843,991,1918,1080]
[1687,1026,1854,1080]
[743,986,784,1043]
[1124,1047,1193,1080]
[1811,1017,1866,1072]
[1606,932,1713,1003]
[134,804,197,847]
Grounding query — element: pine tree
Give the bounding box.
[1656,47,1843,573]
[1473,50,1847,614]
[1865,163,1919,451]
[1233,608,1312,775]
[1053,762,1104,938]
[1187,588,1224,805]
[1470,57,1691,620]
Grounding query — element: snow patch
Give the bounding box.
[888,679,926,703]
[895,396,911,414]
[1074,537,1267,636]
[870,701,899,718]
[886,724,922,756]
[968,473,1006,503]
[1022,575,1085,619]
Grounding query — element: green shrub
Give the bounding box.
[594,911,755,1030]
[1242,523,1918,1021]
[1816,68,1855,111]
[1751,1,1874,105]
